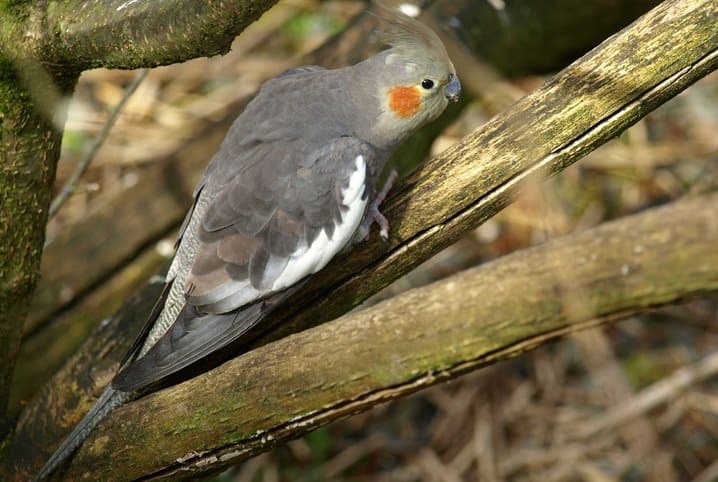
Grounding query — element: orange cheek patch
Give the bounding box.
[388,86,421,118]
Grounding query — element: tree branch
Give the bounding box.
[40,0,280,70]
[45,191,718,480]
[48,69,149,219]
[0,58,67,423]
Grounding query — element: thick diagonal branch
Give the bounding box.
[48,191,718,481]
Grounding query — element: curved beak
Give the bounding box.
[445,74,461,102]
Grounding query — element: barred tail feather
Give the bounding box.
[34,386,131,481]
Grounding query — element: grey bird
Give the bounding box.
[36,5,460,479]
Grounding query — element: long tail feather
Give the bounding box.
[34,386,131,481]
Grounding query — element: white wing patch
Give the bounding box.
[203,155,368,312]
[275,155,367,289]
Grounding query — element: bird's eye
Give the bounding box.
[421,79,435,90]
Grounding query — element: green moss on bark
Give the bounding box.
[0,57,70,418]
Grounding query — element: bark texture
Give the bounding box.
[0,59,67,419]
[38,0,280,70]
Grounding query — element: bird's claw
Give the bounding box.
[375,169,398,206]
[358,203,389,242]
[358,169,397,243]
[373,206,390,241]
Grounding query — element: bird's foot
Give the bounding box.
[358,169,398,242]
[375,169,398,206]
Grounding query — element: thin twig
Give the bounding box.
[49,68,149,219]
[570,351,718,440]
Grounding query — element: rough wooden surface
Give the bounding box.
[0,61,68,420]
[52,192,718,481]
[4,0,717,479]
[43,0,280,70]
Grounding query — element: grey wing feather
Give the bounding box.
[119,281,173,367]
[112,286,298,392]
[185,136,377,314]
[174,184,206,248]
[114,136,379,392]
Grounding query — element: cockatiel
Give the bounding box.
[36,4,460,479]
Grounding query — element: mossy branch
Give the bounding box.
[26,192,718,481]
[78,192,718,481]
[8,0,280,70]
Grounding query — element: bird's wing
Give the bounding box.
[112,287,298,392]
[169,64,328,255]
[112,136,378,392]
[186,135,376,313]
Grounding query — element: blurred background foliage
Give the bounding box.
[17,0,718,480]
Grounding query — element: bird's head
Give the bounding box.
[359,2,461,145]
